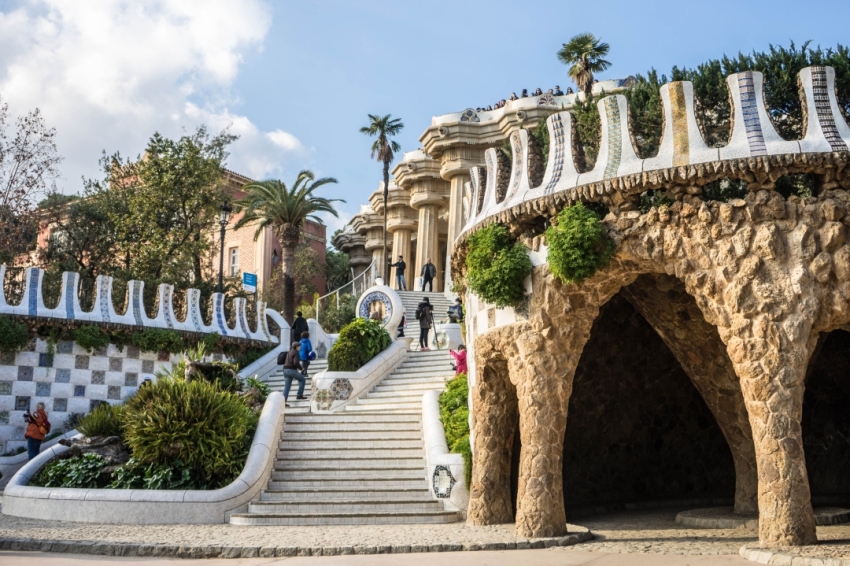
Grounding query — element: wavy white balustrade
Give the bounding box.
[0,266,278,344]
[458,66,850,241]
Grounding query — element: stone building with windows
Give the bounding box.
[334,79,627,292]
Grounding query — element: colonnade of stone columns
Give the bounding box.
[467,189,850,547]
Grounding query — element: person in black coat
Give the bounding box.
[420,258,437,292]
[389,255,407,290]
[291,311,309,346]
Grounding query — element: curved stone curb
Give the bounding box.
[740,544,850,565]
[2,393,286,524]
[0,530,592,558]
[680,508,850,530]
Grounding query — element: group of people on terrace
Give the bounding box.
[474,82,593,112]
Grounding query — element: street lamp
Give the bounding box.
[217,201,232,293]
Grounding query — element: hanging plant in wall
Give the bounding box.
[465,223,532,308]
[545,202,614,284]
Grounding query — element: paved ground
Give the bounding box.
[0,549,753,565]
[1,506,849,564]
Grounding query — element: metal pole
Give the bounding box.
[217,221,226,293]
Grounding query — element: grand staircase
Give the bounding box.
[397,291,455,346]
[263,358,327,414]
[231,349,460,526]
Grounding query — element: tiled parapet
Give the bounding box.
[0,338,177,453]
[0,266,281,346]
[458,65,850,242]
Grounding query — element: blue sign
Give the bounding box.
[242,272,257,292]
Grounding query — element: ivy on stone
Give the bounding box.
[465,224,532,308]
[545,202,614,284]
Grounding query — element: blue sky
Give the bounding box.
[1,0,849,235]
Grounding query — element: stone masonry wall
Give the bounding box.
[562,295,736,507]
[0,339,177,454]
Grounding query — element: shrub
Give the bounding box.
[438,373,471,487]
[546,202,614,285]
[109,457,199,490]
[77,403,125,438]
[241,376,270,403]
[131,328,185,354]
[0,316,29,354]
[327,318,392,372]
[122,377,258,487]
[465,224,532,308]
[73,325,111,353]
[319,293,357,333]
[32,453,109,488]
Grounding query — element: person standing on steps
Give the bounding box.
[420,258,436,292]
[299,331,315,377]
[389,255,407,291]
[416,297,434,351]
[282,342,306,406]
[291,311,308,348]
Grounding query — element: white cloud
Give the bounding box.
[0,0,301,189]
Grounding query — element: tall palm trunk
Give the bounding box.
[278,223,301,325]
[382,160,390,282]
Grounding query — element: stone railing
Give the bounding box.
[2,392,286,524]
[0,266,278,345]
[456,66,850,245]
[422,390,468,516]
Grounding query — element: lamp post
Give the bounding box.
[217,201,232,294]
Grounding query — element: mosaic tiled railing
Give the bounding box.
[458,66,850,240]
[0,266,278,345]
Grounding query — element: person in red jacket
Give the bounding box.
[450,345,467,375]
[24,402,49,460]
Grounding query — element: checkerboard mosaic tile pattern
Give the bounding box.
[0,338,175,452]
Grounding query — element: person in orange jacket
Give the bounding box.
[24,402,50,460]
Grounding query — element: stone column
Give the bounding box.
[390,229,412,288]
[725,315,819,545]
[444,172,470,292]
[622,274,758,514]
[467,331,518,525]
[415,204,440,292]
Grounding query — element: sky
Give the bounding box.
[1,0,849,237]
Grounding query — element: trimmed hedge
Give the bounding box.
[327,318,392,372]
[465,224,532,308]
[545,202,614,284]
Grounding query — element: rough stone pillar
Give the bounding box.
[467,333,518,525]
[622,274,758,514]
[415,204,439,291]
[724,315,819,545]
[390,229,412,287]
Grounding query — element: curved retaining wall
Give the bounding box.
[2,392,285,524]
[422,390,468,515]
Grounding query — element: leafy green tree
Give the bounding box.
[324,246,351,292]
[557,33,612,99]
[360,114,403,281]
[235,171,342,323]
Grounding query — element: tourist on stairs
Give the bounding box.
[299,331,315,377]
[420,258,436,292]
[450,345,467,375]
[416,297,434,351]
[291,311,308,346]
[389,255,407,290]
[281,342,306,406]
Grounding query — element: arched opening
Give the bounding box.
[803,329,850,506]
[562,293,736,511]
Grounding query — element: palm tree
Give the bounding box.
[557,33,612,99]
[234,171,343,323]
[360,114,403,281]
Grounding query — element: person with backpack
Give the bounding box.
[389,255,407,291]
[24,402,50,460]
[420,258,437,292]
[416,297,434,350]
[281,341,306,406]
[299,331,316,376]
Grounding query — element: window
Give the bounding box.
[229,247,239,277]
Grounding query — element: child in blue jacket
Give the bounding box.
[299,331,315,376]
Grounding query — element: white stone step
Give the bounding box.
[268,477,426,489]
[285,413,421,424]
[229,510,460,526]
[355,395,427,405]
[365,390,441,400]
[379,376,451,386]
[248,499,443,514]
[280,439,423,450]
[374,382,450,393]
[285,421,422,432]
[259,488,432,501]
[282,430,422,441]
[271,468,424,481]
[345,402,424,412]
[276,458,425,470]
[277,448,424,459]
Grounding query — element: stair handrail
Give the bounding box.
[314,259,377,324]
